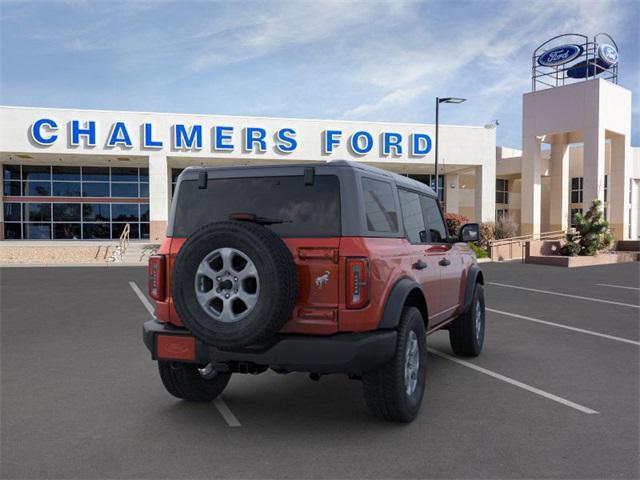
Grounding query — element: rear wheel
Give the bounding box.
[158,361,231,401]
[449,283,485,357]
[362,307,427,423]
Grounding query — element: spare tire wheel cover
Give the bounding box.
[172,221,298,349]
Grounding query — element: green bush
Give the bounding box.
[560,199,613,256]
[467,242,488,258]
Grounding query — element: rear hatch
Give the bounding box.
[169,171,342,334]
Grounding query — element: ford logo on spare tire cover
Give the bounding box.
[538,44,583,67]
[598,44,618,66]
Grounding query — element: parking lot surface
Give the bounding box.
[1,261,639,479]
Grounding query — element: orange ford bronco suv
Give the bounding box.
[143,161,485,422]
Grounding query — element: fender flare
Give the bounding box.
[462,264,484,313]
[378,277,427,329]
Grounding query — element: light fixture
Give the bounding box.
[438,97,466,104]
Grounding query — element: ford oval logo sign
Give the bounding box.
[598,44,618,66]
[538,44,583,67]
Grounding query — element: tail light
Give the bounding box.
[346,257,369,309]
[149,255,166,301]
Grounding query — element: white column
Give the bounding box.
[609,134,631,240]
[521,135,542,236]
[549,134,569,232]
[445,173,459,214]
[474,162,495,223]
[582,126,605,211]
[148,153,170,242]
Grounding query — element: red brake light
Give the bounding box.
[346,257,369,309]
[148,255,166,301]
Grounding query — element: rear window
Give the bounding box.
[172,175,341,237]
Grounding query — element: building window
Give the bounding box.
[496,179,508,204]
[406,174,445,202]
[604,175,608,203]
[2,165,149,199]
[2,164,150,240]
[571,177,583,203]
[496,208,509,220]
[570,208,583,228]
[171,168,185,195]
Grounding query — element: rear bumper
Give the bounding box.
[143,319,397,374]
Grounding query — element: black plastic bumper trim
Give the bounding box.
[143,319,397,374]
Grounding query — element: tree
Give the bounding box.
[560,199,613,256]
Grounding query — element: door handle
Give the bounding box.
[412,260,427,270]
[439,257,451,267]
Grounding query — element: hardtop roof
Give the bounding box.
[182,160,437,197]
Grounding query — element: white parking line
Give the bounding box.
[128,281,155,315]
[489,282,640,309]
[129,281,242,427]
[596,283,640,291]
[487,308,640,346]
[428,348,599,415]
[214,398,242,427]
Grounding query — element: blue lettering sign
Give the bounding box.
[214,126,234,151]
[382,132,403,156]
[411,133,432,156]
[107,122,132,148]
[173,124,202,150]
[244,127,267,152]
[323,130,342,154]
[71,120,96,147]
[350,131,373,155]
[275,128,297,153]
[143,123,163,148]
[30,118,58,145]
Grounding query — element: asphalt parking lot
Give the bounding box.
[1,261,639,479]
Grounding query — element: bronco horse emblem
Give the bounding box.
[315,271,331,289]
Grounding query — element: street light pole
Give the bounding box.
[434,97,466,202]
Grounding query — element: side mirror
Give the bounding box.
[459,223,480,243]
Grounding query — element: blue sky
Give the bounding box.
[1,0,638,148]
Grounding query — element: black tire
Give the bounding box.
[158,361,231,402]
[172,221,298,349]
[362,307,427,423]
[449,283,485,357]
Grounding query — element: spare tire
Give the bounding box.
[172,221,298,349]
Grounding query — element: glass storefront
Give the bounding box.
[407,174,445,202]
[3,165,149,240]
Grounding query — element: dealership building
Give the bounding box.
[0,34,638,244]
[0,107,498,242]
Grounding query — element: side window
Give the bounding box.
[420,196,448,243]
[361,177,398,233]
[399,189,427,243]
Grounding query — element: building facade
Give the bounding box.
[0,106,497,242]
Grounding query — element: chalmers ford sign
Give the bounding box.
[28,118,434,157]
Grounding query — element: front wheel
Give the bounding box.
[158,361,231,401]
[449,283,485,357]
[362,307,427,423]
